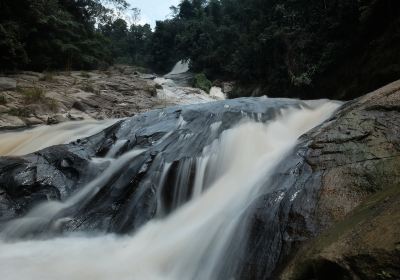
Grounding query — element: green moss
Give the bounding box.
[80,72,91,78]
[7,107,31,117]
[194,73,212,93]
[0,94,7,105]
[312,184,400,252]
[289,183,400,280]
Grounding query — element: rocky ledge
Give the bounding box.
[0,66,169,129]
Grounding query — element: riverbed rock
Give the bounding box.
[0,78,16,91]
[0,67,184,129]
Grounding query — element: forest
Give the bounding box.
[1,0,399,99]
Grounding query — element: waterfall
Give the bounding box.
[167,60,190,75]
[0,101,340,280]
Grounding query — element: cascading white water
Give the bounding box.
[0,101,340,280]
[209,87,226,99]
[167,60,190,75]
[0,119,118,156]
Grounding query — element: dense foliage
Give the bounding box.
[0,0,151,71]
[150,0,400,99]
[1,0,399,99]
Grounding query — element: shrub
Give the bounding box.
[80,72,91,78]
[0,95,6,105]
[194,73,212,93]
[39,72,55,82]
[18,87,46,103]
[7,107,31,117]
[116,66,126,74]
[46,98,59,112]
[81,83,95,93]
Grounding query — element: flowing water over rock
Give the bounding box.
[0,97,340,280]
[0,120,117,156]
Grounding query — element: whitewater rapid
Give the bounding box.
[0,101,340,280]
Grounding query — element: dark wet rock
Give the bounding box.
[72,101,89,112]
[0,145,94,223]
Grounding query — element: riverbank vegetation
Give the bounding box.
[151,0,400,99]
[0,0,150,71]
[1,0,399,99]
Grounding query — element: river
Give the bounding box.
[0,63,341,280]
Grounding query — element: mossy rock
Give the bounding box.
[282,184,400,280]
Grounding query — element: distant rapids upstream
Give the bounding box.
[155,60,225,104]
[0,99,340,280]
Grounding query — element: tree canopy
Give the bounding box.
[1,0,399,100]
[0,0,151,71]
[148,0,400,99]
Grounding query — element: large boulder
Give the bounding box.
[281,183,400,280]
[235,80,400,279]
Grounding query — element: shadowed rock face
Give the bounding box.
[0,80,399,279]
[281,183,400,280]
[236,81,400,279]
